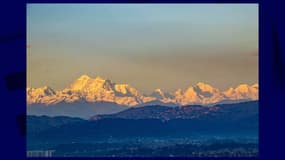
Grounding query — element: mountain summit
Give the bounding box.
[27,75,258,106]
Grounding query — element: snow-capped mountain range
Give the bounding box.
[27,75,258,107]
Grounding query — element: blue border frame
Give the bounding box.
[1,0,285,159]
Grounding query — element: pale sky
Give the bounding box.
[27,4,258,94]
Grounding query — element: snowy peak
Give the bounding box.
[94,76,106,81]
[61,75,143,106]
[27,75,258,106]
[149,89,175,104]
[176,83,224,105]
[174,88,184,96]
[27,86,56,96]
[235,84,250,93]
[78,74,91,80]
[251,83,258,89]
[69,75,114,92]
[41,86,56,95]
[70,75,92,91]
[27,86,57,105]
[114,84,140,97]
[184,87,198,98]
[195,82,216,92]
[223,87,235,96]
[154,88,164,94]
[223,84,258,100]
[114,84,130,95]
[151,88,165,99]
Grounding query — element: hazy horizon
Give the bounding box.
[27,4,258,93]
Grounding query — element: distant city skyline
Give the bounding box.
[27,4,258,94]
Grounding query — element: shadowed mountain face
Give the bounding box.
[27,101,258,148]
[90,101,258,121]
[27,101,128,119]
